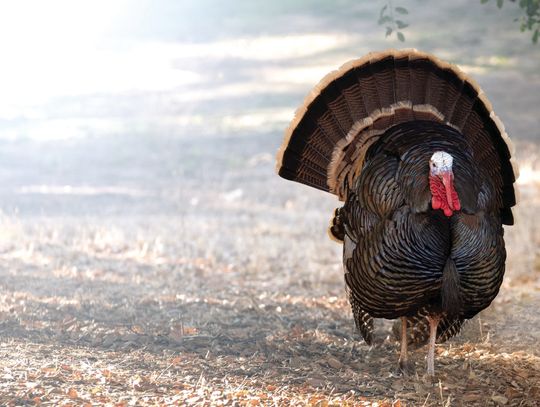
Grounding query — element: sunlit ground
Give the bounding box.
[0,0,539,404]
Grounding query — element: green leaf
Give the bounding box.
[533,28,539,43]
[395,6,408,14]
[385,26,393,37]
[397,32,405,42]
[497,0,504,8]
[481,0,490,4]
[396,20,409,28]
[378,15,392,25]
[380,4,388,18]
[526,1,539,16]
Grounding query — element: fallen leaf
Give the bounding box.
[306,378,325,388]
[170,356,183,365]
[391,382,403,391]
[183,326,198,335]
[505,387,521,401]
[327,357,343,369]
[491,395,508,405]
[67,388,78,399]
[101,369,112,378]
[41,367,57,374]
[463,394,482,402]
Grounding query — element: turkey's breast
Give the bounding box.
[342,122,506,320]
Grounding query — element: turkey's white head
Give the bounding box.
[429,151,461,217]
[429,151,453,176]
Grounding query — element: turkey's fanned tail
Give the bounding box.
[276,49,518,224]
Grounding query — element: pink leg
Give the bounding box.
[426,315,440,376]
[398,317,409,372]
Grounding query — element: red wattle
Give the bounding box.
[441,172,459,211]
[429,174,460,217]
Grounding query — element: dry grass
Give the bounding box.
[0,144,538,405]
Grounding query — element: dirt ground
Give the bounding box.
[0,0,539,405]
[0,140,539,406]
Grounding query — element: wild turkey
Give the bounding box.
[276,49,518,375]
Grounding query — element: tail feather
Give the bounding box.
[324,82,354,133]
[276,49,517,224]
[449,82,477,131]
[371,55,396,107]
[409,56,430,105]
[394,54,411,101]
[328,208,345,242]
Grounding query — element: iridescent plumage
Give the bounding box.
[276,49,517,375]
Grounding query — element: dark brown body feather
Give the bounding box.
[340,121,506,342]
[276,50,516,347]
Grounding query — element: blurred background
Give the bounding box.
[0,0,538,403]
[0,0,538,217]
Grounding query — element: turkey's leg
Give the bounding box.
[398,317,409,372]
[426,315,440,376]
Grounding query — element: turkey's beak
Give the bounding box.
[440,170,456,210]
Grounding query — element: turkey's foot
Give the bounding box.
[398,359,415,375]
[421,372,440,384]
[370,329,389,346]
